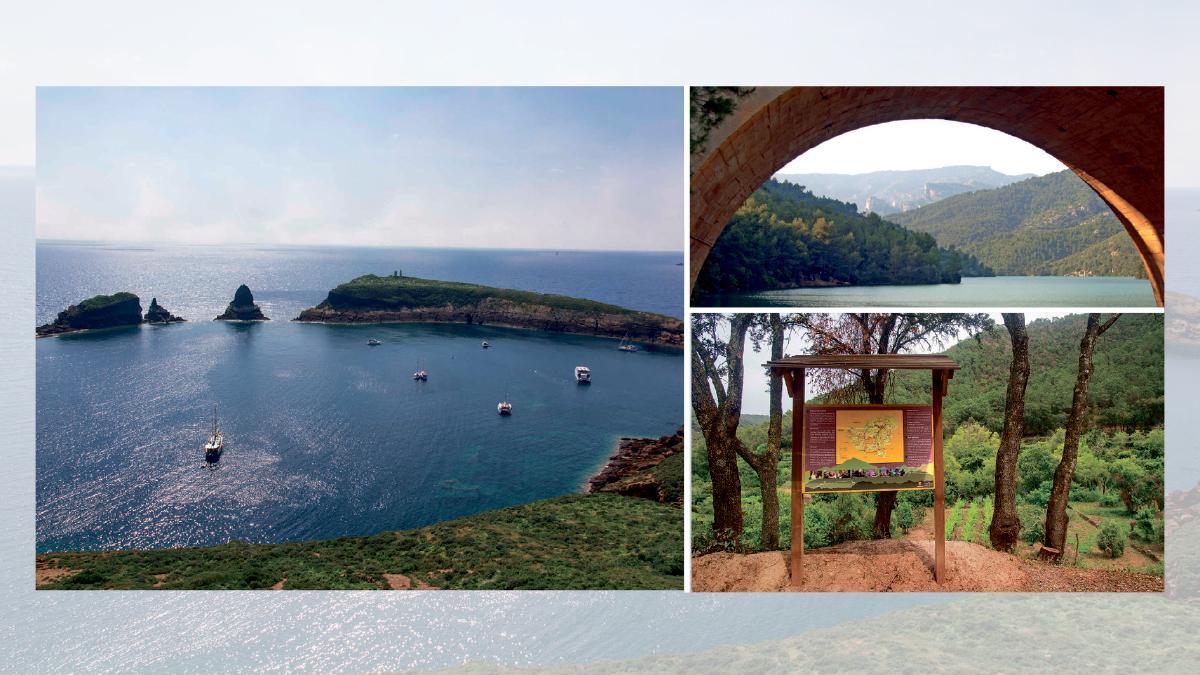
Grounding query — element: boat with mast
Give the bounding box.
[618,334,638,352]
[497,391,512,415]
[204,405,224,462]
[413,359,428,381]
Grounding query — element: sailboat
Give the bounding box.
[497,390,513,415]
[204,405,224,462]
[618,334,639,352]
[413,358,428,381]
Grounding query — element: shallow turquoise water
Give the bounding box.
[695,275,1157,308]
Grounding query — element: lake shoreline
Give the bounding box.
[694,275,1157,308]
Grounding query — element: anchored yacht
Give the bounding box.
[204,405,224,462]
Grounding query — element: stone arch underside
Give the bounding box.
[690,87,1165,305]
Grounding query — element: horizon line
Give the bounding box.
[34,237,683,256]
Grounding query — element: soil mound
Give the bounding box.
[692,539,1162,592]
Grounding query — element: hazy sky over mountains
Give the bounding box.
[779,120,1067,176]
[36,87,682,250]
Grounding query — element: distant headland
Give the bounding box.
[294,273,683,346]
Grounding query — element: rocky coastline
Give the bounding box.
[293,274,682,346]
[37,292,185,336]
[143,298,186,324]
[586,428,684,504]
[214,284,270,321]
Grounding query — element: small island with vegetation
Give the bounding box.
[295,272,683,345]
[37,293,185,337]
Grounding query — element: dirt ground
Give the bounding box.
[35,561,79,586]
[691,539,1164,592]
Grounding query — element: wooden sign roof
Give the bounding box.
[767,354,959,371]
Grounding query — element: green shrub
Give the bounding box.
[1018,503,1044,544]
[803,502,832,549]
[1130,508,1164,544]
[1097,522,1127,558]
[1100,493,1122,508]
[894,500,915,534]
[1071,488,1103,502]
[1024,480,1053,508]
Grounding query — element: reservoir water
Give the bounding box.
[35,241,683,553]
[695,275,1157,308]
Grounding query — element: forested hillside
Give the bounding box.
[693,179,993,297]
[887,313,1163,435]
[890,170,1146,278]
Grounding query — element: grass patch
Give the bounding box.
[37,494,682,590]
[77,292,138,311]
[652,452,685,504]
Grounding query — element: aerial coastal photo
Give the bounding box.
[689,87,1164,307]
[33,87,685,590]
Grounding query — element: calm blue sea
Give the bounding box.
[695,275,1158,308]
[35,242,683,553]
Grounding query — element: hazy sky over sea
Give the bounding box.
[35,87,683,250]
[778,119,1068,176]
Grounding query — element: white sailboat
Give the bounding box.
[204,405,224,462]
[497,390,513,415]
[618,334,638,352]
[413,358,428,381]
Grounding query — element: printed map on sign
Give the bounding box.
[835,409,904,464]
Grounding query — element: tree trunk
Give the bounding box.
[762,314,785,549]
[866,367,897,538]
[989,313,1030,551]
[705,426,744,543]
[1042,314,1119,560]
[690,315,754,545]
[756,463,780,550]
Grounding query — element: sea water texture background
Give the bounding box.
[3,186,1196,671]
[36,242,683,553]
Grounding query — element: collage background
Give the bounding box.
[2,1,1197,670]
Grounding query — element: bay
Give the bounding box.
[35,241,683,553]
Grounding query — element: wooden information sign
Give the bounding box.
[767,354,958,588]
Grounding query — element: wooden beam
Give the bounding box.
[932,369,946,584]
[780,368,795,398]
[789,368,805,589]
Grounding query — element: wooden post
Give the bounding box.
[789,368,805,589]
[932,369,946,584]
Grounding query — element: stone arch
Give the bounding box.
[690,87,1164,305]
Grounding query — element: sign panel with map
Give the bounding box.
[802,405,935,493]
